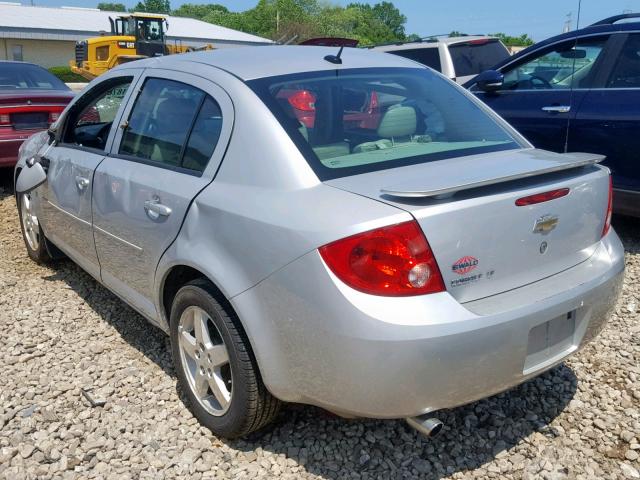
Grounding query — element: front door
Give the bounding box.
[570,33,640,214]
[40,74,138,278]
[474,36,610,153]
[92,70,232,319]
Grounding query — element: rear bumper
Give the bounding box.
[233,230,624,419]
[0,130,41,167]
[613,188,640,217]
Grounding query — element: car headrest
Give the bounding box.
[377,105,417,139]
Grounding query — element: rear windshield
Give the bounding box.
[248,68,521,180]
[449,40,510,77]
[0,63,69,91]
[387,48,442,72]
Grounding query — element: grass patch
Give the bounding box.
[48,66,88,83]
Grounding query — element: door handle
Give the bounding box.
[144,199,172,220]
[75,175,90,191]
[542,105,571,113]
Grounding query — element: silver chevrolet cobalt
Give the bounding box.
[14,46,624,438]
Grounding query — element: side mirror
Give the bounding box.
[474,70,504,92]
[47,127,57,144]
[15,159,47,194]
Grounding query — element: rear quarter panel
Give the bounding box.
[154,69,409,329]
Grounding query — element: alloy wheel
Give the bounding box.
[21,193,40,251]
[178,305,233,416]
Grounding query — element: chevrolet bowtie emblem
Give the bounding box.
[533,214,559,234]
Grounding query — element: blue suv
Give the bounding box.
[467,14,640,217]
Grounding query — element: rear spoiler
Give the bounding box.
[381,152,604,198]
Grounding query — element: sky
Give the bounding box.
[25,0,639,41]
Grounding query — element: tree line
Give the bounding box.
[97,0,534,47]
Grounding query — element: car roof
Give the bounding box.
[372,36,499,52]
[0,60,39,66]
[125,45,425,81]
[491,18,640,71]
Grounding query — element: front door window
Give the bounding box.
[502,38,607,90]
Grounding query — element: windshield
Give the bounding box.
[449,40,510,77]
[0,63,69,91]
[249,68,521,180]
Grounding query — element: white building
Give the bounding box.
[0,3,273,68]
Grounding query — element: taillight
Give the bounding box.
[368,91,379,112]
[602,175,613,237]
[0,113,10,126]
[515,188,570,206]
[49,112,60,123]
[288,90,316,112]
[319,220,445,296]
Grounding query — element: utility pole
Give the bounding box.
[276,9,280,33]
[563,12,572,33]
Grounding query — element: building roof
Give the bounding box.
[126,45,423,81]
[0,3,272,46]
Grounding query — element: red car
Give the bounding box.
[276,88,382,130]
[0,61,75,167]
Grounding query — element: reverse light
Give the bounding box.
[0,113,10,125]
[602,175,613,237]
[319,220,445,296]
[515,188,570,206]
[288,90,316,112]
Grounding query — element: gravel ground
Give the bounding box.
[0,169,638,480]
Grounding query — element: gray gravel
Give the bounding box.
[0,172,638,480]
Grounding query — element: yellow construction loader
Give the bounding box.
[70,13,213,80]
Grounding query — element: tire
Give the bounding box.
[17,191,51,264]
[169,278,281,438]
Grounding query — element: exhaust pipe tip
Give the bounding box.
[406,415,444,438]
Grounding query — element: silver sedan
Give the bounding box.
[14,46,624,438]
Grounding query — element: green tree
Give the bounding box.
[490,32,534,47]
[347,2,406,39]
[131,0,171,14]
[191,0,414,46]
[97,2,126,11]
[172,3,228,20]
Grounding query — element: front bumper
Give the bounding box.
[232,230,624,419]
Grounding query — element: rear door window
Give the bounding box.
[119,78,223,173]
[606,34,640,88]
[449,40,510,77]
[387,48,442,72]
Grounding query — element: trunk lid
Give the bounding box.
[0,91,74,130]
[326,148,610,303]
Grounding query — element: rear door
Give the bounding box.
[570,32,640,214]
[473,36,610,152]
[92,69,232,318]
[39,73,139,278]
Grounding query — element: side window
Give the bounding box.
[182,97,223,172]
[120,78,222,172]
[63,78,132,150]
[607,34,640,88]
[389,48,442,72]
[502,37,607,90]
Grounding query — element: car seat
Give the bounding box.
[353,105,417,153]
